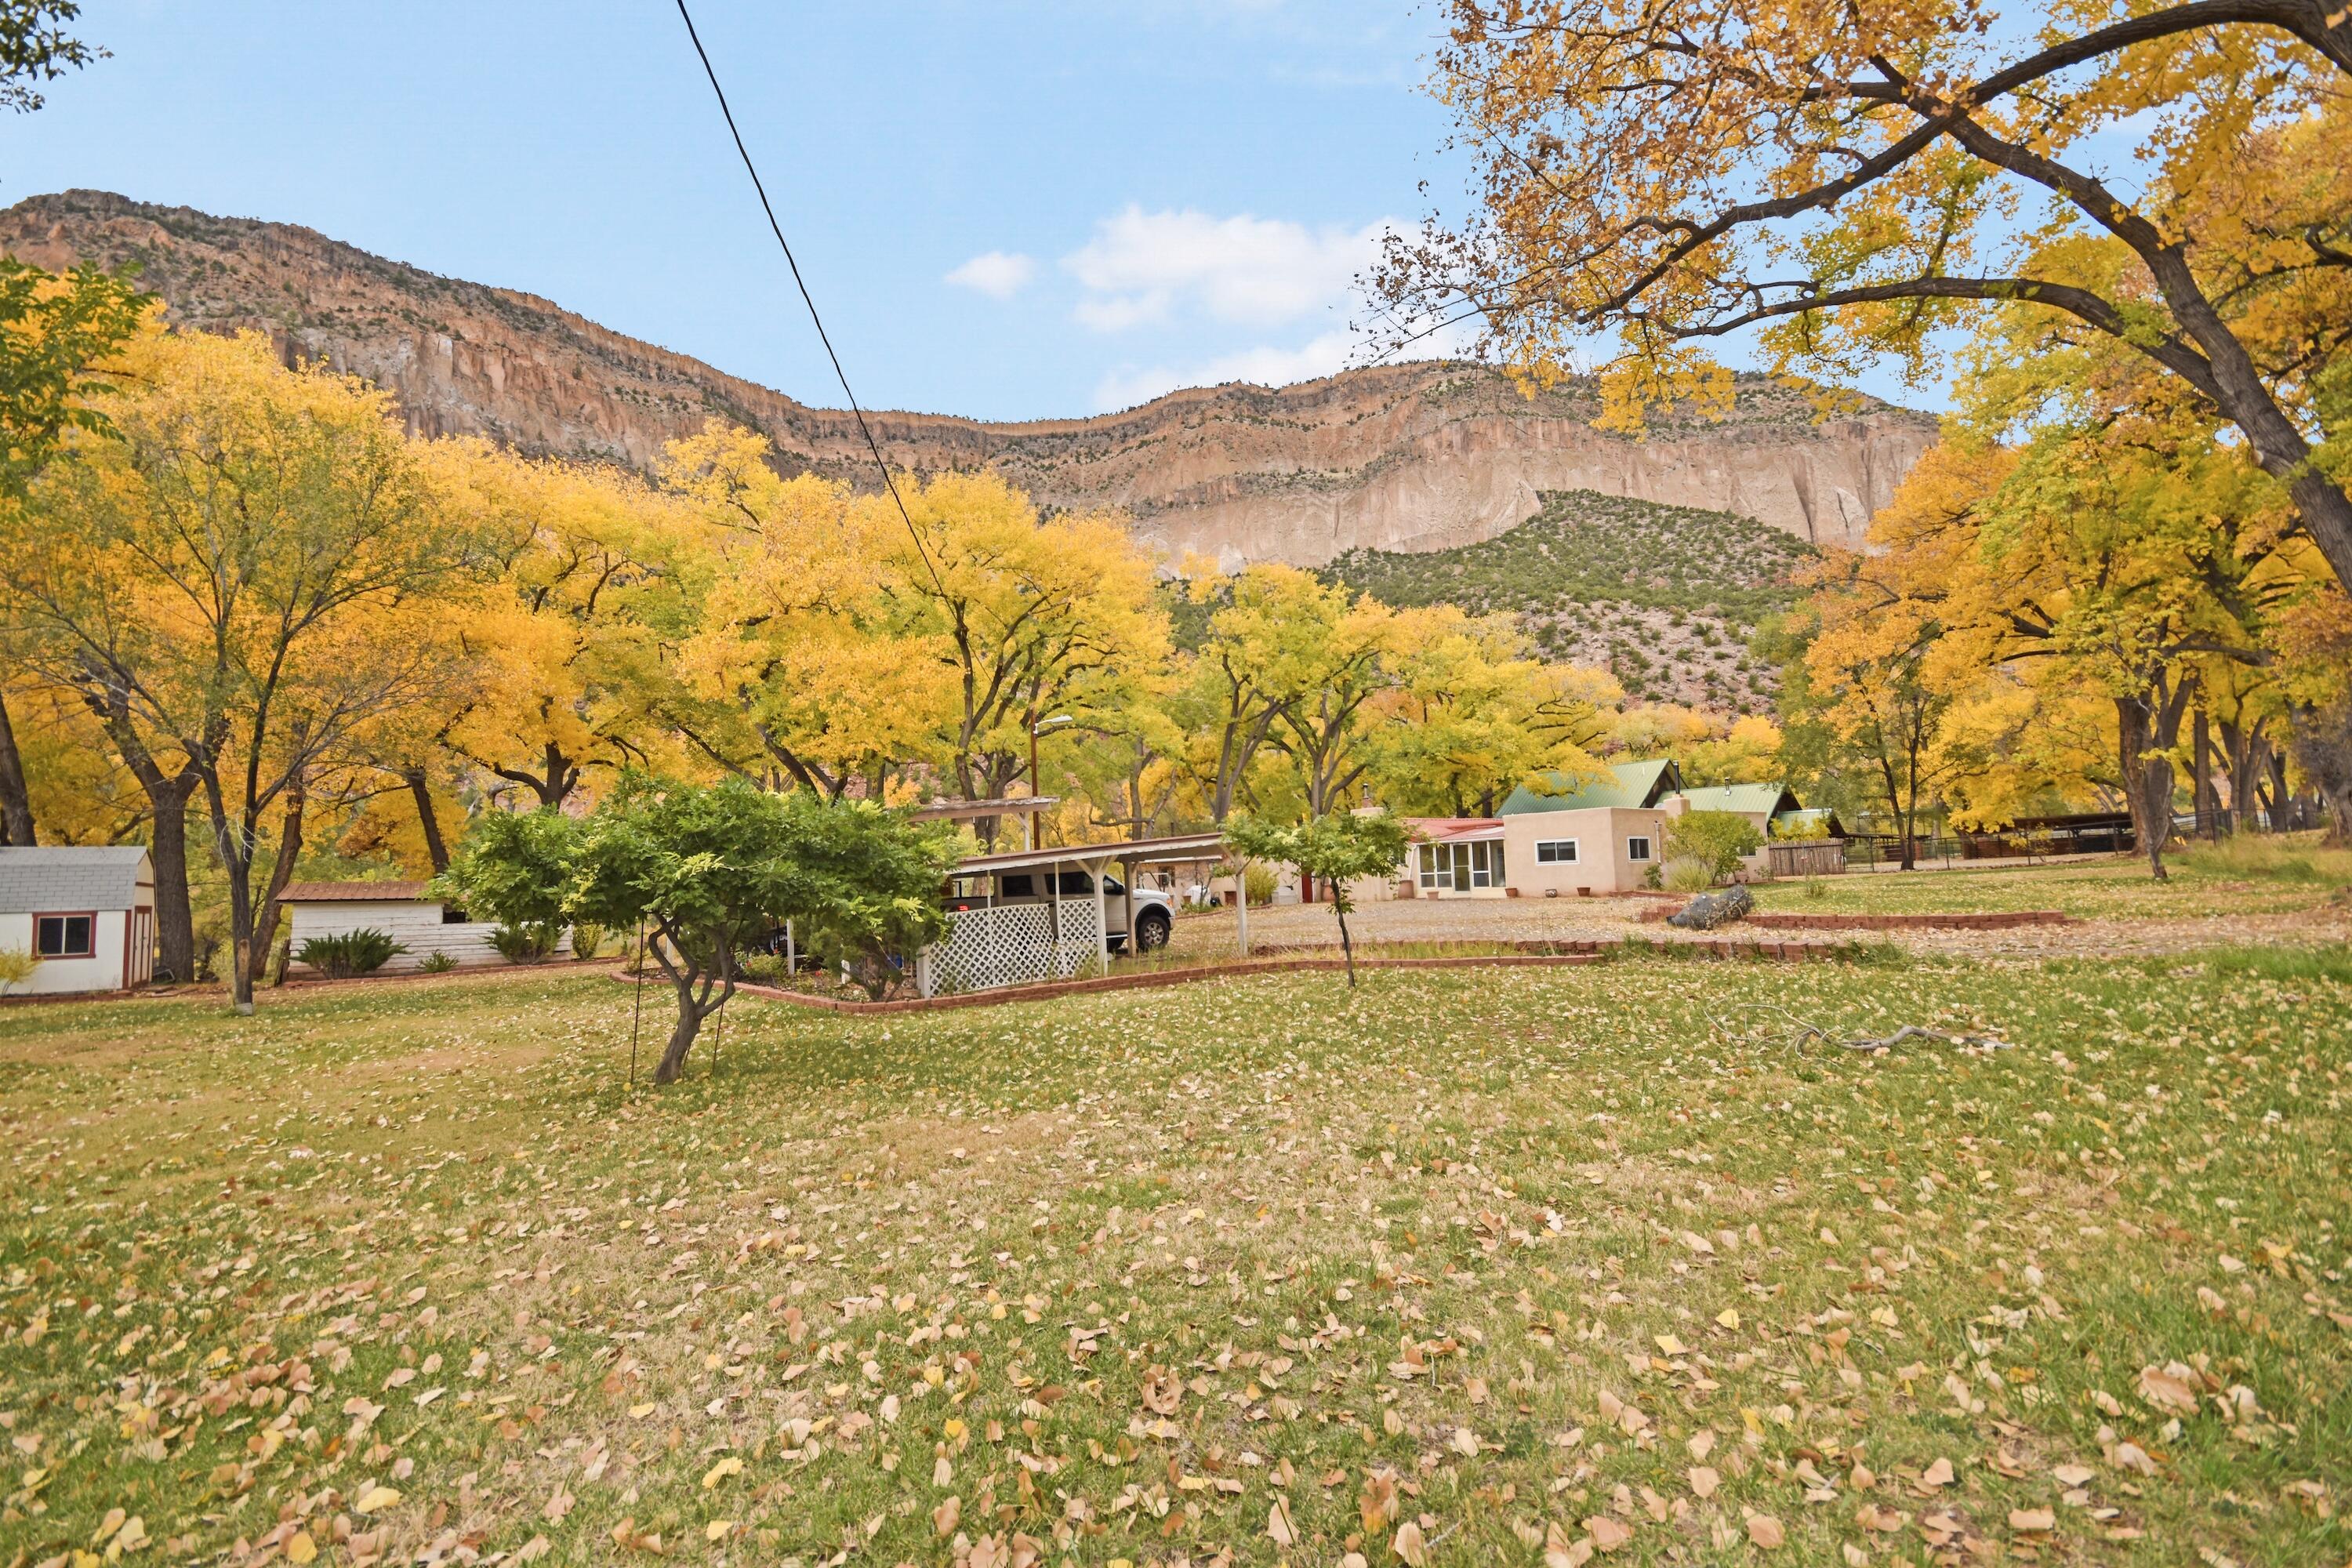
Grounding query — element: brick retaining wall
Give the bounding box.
[617,935,1853,1016]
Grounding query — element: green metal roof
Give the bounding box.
[1500,758,1682,815]
[1678,783,1801,818]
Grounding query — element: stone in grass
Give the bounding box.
[1666,884,1754,931]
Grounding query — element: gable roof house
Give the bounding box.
[0,845,156,995]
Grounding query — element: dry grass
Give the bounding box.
[2,949,2348,1566]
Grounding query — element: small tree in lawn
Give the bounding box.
[441,775,956,1083]
[1224,811,1413,987]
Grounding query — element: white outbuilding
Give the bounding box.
[278,881,572,974]
[0,845,156,996]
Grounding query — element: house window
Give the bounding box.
[1417,840,1505,891]
[1626,836,1653,862]
[34,913,95,959]
[1534,839,1578,864]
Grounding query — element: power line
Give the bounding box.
[670,0,946,592]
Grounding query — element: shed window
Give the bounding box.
[34,913,95,959]
[1534,839,1578,864]
[1626,836,1653,862]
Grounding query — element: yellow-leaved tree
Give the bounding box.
[662,424,952,800]
[1377,3,2352,595]
[886,470,1167,808]
[3,329,483,1007]
[434,439,696,811]
[1368,605,1614,816]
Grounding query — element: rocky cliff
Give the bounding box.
[1,191,1935,563]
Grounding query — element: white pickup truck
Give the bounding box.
[946,867,1175,952]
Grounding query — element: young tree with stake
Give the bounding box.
[441,776,956,1083]
[1223,811,1414,987]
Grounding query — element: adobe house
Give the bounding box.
[0,846,157,995]
[1370,760,1686,899]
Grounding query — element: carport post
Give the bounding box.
[1120,855,1136,959]
[1094,858,1109,974]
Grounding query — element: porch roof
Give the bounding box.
[911,796,1061,822]
[949,832,1229,877]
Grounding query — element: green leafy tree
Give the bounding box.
[0,1,103,115]
[441,776,956,1082]
[1224,811,1414,987]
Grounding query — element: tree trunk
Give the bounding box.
[2117,696,2177,880]
[2288,699,2352,846]
[1335,901,1356,988]
[89,696,199,983]
[2192,708,2214,839]
[405,765,450,873]
[148,783,196,983]
[223,844,257,1013]
[0,690,35,845]
[655,1003,703,1085]
[252,782,307,987]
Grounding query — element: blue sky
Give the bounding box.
[1,2,1490,421]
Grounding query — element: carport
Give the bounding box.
[919,833,1227,996]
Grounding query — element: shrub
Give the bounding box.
[0,948,37,995]
[1665,809,1764,880]
[1661,855,1718,894]
[418,950,458,974]
[568,922,606,960]
[293,928,406,979]
[1243,863,1278,906]
[489,922,561,964]
[1801,875,1828,901]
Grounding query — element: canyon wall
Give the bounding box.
[1,191,1934,562]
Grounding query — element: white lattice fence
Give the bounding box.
[927,902,1102,994]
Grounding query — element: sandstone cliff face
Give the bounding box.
[1,191,1934,562]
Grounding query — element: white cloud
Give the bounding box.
[944,250,1036,300]
[1064,206,1392,332]
[1092,327,1361,411]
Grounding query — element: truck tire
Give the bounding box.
[1134,908,1171,953]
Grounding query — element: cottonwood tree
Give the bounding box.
[1377,2,2352,594]
[1178,566,1341,822]
[887,470,1167,806]
[1369,604,1613,815]
[436,440,691,809]
[7,330,480,1008]
[662,425,950,798]
[0,261,145,845]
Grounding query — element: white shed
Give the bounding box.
[278,881,572,975]
[0,845,156,996]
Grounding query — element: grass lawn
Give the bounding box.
[3,945,2348,1566]
[1750,836,2352,924]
